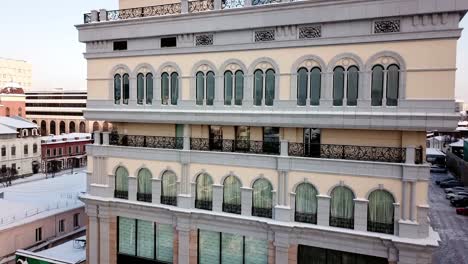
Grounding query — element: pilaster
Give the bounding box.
[241,187,252,216]
[353,198,368,231]
[317,195,330,226]
[152,178,162,204]
[94,131,101,145]
[128,176,137,201]
[102,132,110,145]
[212,184,223,212]
[86,205,99,264]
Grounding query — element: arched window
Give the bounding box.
[252,178,273,218]
[79,122,86,133]
[253,70,264,106]
[347,66,359,106]
[5,107,10,117]
[161,72,170,105]
[386,65,400,106]
[224,70,244,106]
[295,183,318,224]
[297,67,308,106]
[115,167,129,199]
[24,144,28,155]
[103,122,109,132]
[371,65,384,106]
[41,121,47,135]
[123,74,130,105]
[170,72,179,105]
[265,69,275,106]
[206,71,215,106]
[114,74,122,104]
[196,72,205,106]
[223,175,241,214]
[329,186,355,229]
[333,67,345,106]
[195,173,213,210]
[235,70,244,105]
[93,122,100,132]
[59,121,65,134]
[1,146,6,157]
[137,168,152,202]
[33,143,38,154]
[368,190,395,234]
[196,71,215,106]
[161,171,177,206]
[69,121,76,133]
[224,71,233,105]
[146,73,154,105]
[161,72,179,105]
[50,121,56,135]
[310,67,321,106]
[137,73,144,105]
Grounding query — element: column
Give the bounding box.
[409,181,416,221]
[241,187,252,216]
[212,184,223,212]
[405,146,415,164]
[280,140,288,157]
[181,0,188,13]
[178,163,192,208]
[128,176,137,201]
[401,181,407,220]
[275,170,291,221]
[320,71,333,107]
[99,209,115,264]
[317,195,330,226]
[152,178,161,204]
[86,205,99,264]
[183,124,191,150]
[102,132,110,145]
[353,198,368,231]
[94,131,101,145]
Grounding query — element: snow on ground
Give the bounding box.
[0,171,86,229]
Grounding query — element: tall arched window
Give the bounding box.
[295,183,318,224]
[41,121,47,135]
[297,67,308,106]
[196,71,205,106]
[137,73,144,105]
[93,122,100,132]
[206,71,215,106]
[386,65,400,106]
[161,72,170,105]
[252,178,273,218]
[161,72,179,105]
[24,144,28,155]
[234,70,244,105]
[254,70,264,106]
[196,71,215,106]
[33,143,38,154]
[146,73,154,105]
[114,74,122,104]
[195,173,213,210]
[265,69,275,106]
[224,71,233,105]
[330,186,355,229]
[333,67,345,106]
[161,171,177,206]
[50,121,56,135]
[371,65,384,106]
[59,121,65,134]
[170,72,179,105]
[310,67,321,106]
[368,190,395,234]
[115,167,129,199]
[123,74,130,105]
[137,168,152,202]
[223,175,241,214]
[69,121,76,133]
[347,66,359,106]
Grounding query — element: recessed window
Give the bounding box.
[35,227,42,242]
[73,213,80,228]
[59,219,65,233]
[161,37,177,48]
[113,41,127,51]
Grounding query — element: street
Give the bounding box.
[429,172,468,264]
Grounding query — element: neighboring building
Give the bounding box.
[78,1,467,264]
[0,116,41,178]
[0,58,32,91]
[40,133,92,173]
[16,236,86,264]
[25,90,110,135]
[0,83,26,118]
[0,172,86,263]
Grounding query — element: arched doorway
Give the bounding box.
[40,121,47,135]
[79,122,86,133]
[50,121,56,135]
[93,122,100,132]
[59,121,66,134]
[69,121,76,133]
[103,122,109,132]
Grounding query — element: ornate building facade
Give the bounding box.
[78,0,467,263]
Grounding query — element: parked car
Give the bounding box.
[444,187,468,194]
[456,207,468,216]
[446,192,468,200]
[427,148,447,173]
[451,196,468,207]
[436,176,455,185]
[440,180,464,188]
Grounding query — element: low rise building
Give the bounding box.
[0,83,26,118]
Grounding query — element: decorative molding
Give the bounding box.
[195,34,214,46]
[298,25,321,39]
[255,29,275,42]
[374,20,401,34]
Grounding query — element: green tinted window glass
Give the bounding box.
[333,67,344,106]
[118,217,136,255]
[297,68,308,106]
[221,233,243,264]
[161,72,170,105]
[235,70,244,106]
[123,74,130,105]
[244,236,268,264]
[137,220,154,259]
[171,72,179,105]
[254,70,263,106]
[310,67,321,106]
[196,72,205,105]
[206,71,215,106]
[224,71,233,105]
[199,230,220,264]
[146,73,153,105]
[347,66,359,106]
[114,74,121,104]
[371,65,384,106]
[386,65,399,106]
[156,224,174,262]
[265,69,275,106]
[137,73,144,105]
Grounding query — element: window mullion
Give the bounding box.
[382,69,388,106]
[262,74,266,106]
[134,219,138,257]
[343,70,348,106]
[306,70,311,106]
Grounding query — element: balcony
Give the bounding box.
[295,212,317,224]
[329,216,354,229]
[137,192,152,203]
[114,190,128,199]
[110,134,183,150]
[195,199,212,210]
[190,138,280,155]
[161,195,177,206]
[222,203,242,214]
[367,221,394,235]
[83,0,286,24]
[252,207,272,218]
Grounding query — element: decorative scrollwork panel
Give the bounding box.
[189,0,215,13]
[222,0,245,9]
[374,20,400,34]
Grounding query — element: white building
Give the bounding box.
[0,117,41,177]
[0,58,32,91]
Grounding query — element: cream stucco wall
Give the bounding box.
[107,157,181,179]
[87,39,457,101]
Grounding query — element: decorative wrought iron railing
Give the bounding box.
[114,190,128,199]
[222,203,241,214]
[252,207,272,218]
[189,0,215,13]
[195,199,212,210]
[329,216,354,229]
[252,0,281,6]
[222,0,245,9]
[415,146,423,165]
[191,138,280,155]
[289,143,406,163]
[137,192,152,203]
[106,3,182,22]
[110,133,184,150]
[83,13,92,24]
[161,195,177,206]
[295,212,317,224]
[367,220,394,235]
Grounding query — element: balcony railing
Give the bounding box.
[289,143,406,163]
[137,192,152,203]
[114,190,128,199]
[83,0,288,23]
[110,134,183,150]
[329,216,354,229]
[367,221,394,235]
[161,195,177,206]
[295,212,317,224]
[195,199,212,210]
[191,138,280,155]
[252,207,272,218]
[222,203,241,214]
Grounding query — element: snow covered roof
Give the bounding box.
[16,236,86,264]
[426,148,445,156]
[458,121,468,126]
[0,171,85,230]
[41,133,92,144]
[0,123,18,135]
[0,116,37,129]
[2,82,22,89]
[449,139,465,148]
[456,127,468,131]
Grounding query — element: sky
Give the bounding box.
[0,1,467,100]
